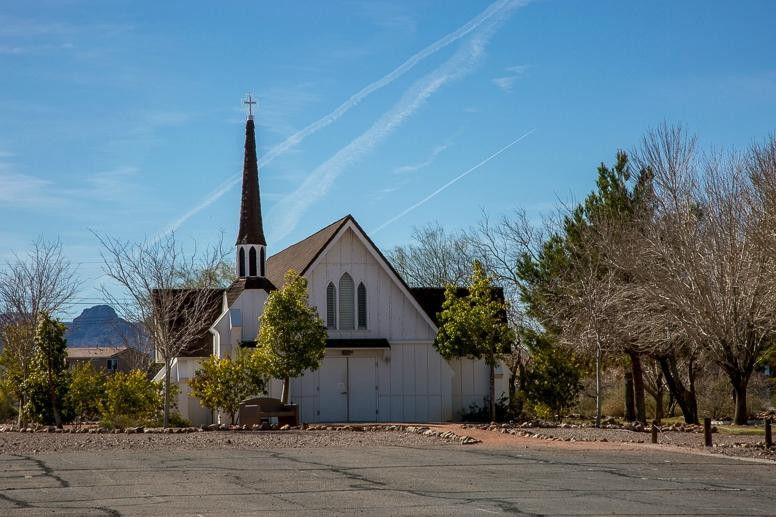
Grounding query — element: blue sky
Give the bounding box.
[1,0,775,318]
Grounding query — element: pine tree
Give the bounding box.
[23,313,71,427]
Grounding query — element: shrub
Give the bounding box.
[100,370,160,422]
[66,362,106,423]
[460,394,510,422]
[0,383,17,423]
[190,349,265,424]
[522,344,582,421]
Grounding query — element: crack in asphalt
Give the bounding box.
[1,445,773,515]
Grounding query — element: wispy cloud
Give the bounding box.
[373,128,535,234]
[394,141,451,174]
[0,155,141,209]
[269,1,528,241]
[0,167,55,206]
[158,0,527,237]
[492,64,528,93]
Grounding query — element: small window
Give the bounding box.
[238,248,246,277]
[326,283,337,329]
[339,273,355,330]
[357,282,367,329]
[107,358,118,373]
[249,247,257,277]
[260,247,265,277]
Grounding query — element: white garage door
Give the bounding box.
[319,357,347,422]
[347,357,377,422]
[317,355,377,422]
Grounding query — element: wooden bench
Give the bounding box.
[238,397,299,427]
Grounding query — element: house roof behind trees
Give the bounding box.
[66,347,128,359]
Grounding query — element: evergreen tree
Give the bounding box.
[435,261,514,421]
[253,270,327,404]
[23,313,71,427]
[189,349,265,424]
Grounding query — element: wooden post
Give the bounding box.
[703,417,712,447]
[651,423,658,444]
[766,419,772,448]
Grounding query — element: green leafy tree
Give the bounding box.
[66,362,106,423]
[435,261,514,421]
[100,369,160,422]
[0,322,35,425]
[521,330,583,421]
[254,270,327,404]
[23,313,71,427]
[189,349,266,424]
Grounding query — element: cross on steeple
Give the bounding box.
[243,94,257,120]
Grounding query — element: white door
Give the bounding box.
[347,357,377,422]
[318,357,347,422]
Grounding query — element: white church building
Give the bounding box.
[156,107,507,426]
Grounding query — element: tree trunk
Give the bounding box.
[281,377,290,404]
[17,395,25,427]
[48,355,62,428]
[163,360,171,428]
[595,345,602,428]
[657,355,698,424]
[624,371,636,422]
[489,361,496,422]
[654,373,664,424]
[508,355,519,417]
[629,351,647,424]
[732,378,749,425]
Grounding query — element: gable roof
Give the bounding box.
[265,215,350,288]
[266,214,439,332]
[151,288,225,357]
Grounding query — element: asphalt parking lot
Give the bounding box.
[1,441,774,515]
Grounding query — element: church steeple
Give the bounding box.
[236,94,267,279]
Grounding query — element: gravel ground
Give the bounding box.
[472,424,776,461]
[0,429,454,454]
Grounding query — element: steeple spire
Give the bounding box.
[235,96,267,280]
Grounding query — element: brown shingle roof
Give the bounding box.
[265,215,351,288]
[410,287,506,326]
[236,118,267,246]
[67,347,127,359]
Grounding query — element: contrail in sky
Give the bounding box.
[372,128,536,234]
[159,0,524,238]
[268,0,528,241]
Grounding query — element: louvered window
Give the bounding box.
[326,282,337,329]
[339,273,355,330]
[357,282,367,329]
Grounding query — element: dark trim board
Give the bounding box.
[326,338,390,349]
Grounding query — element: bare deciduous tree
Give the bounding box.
[630,126,776,424]
[387,223,473,288]
[96,232,227,427]
[0,237,80,425]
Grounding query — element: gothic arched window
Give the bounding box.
[357,282,367,329]
[249,247,257,277]
[326,282,337,329]
[238,248,246,277]
[260,247,265,277]
[338,273,355,330]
